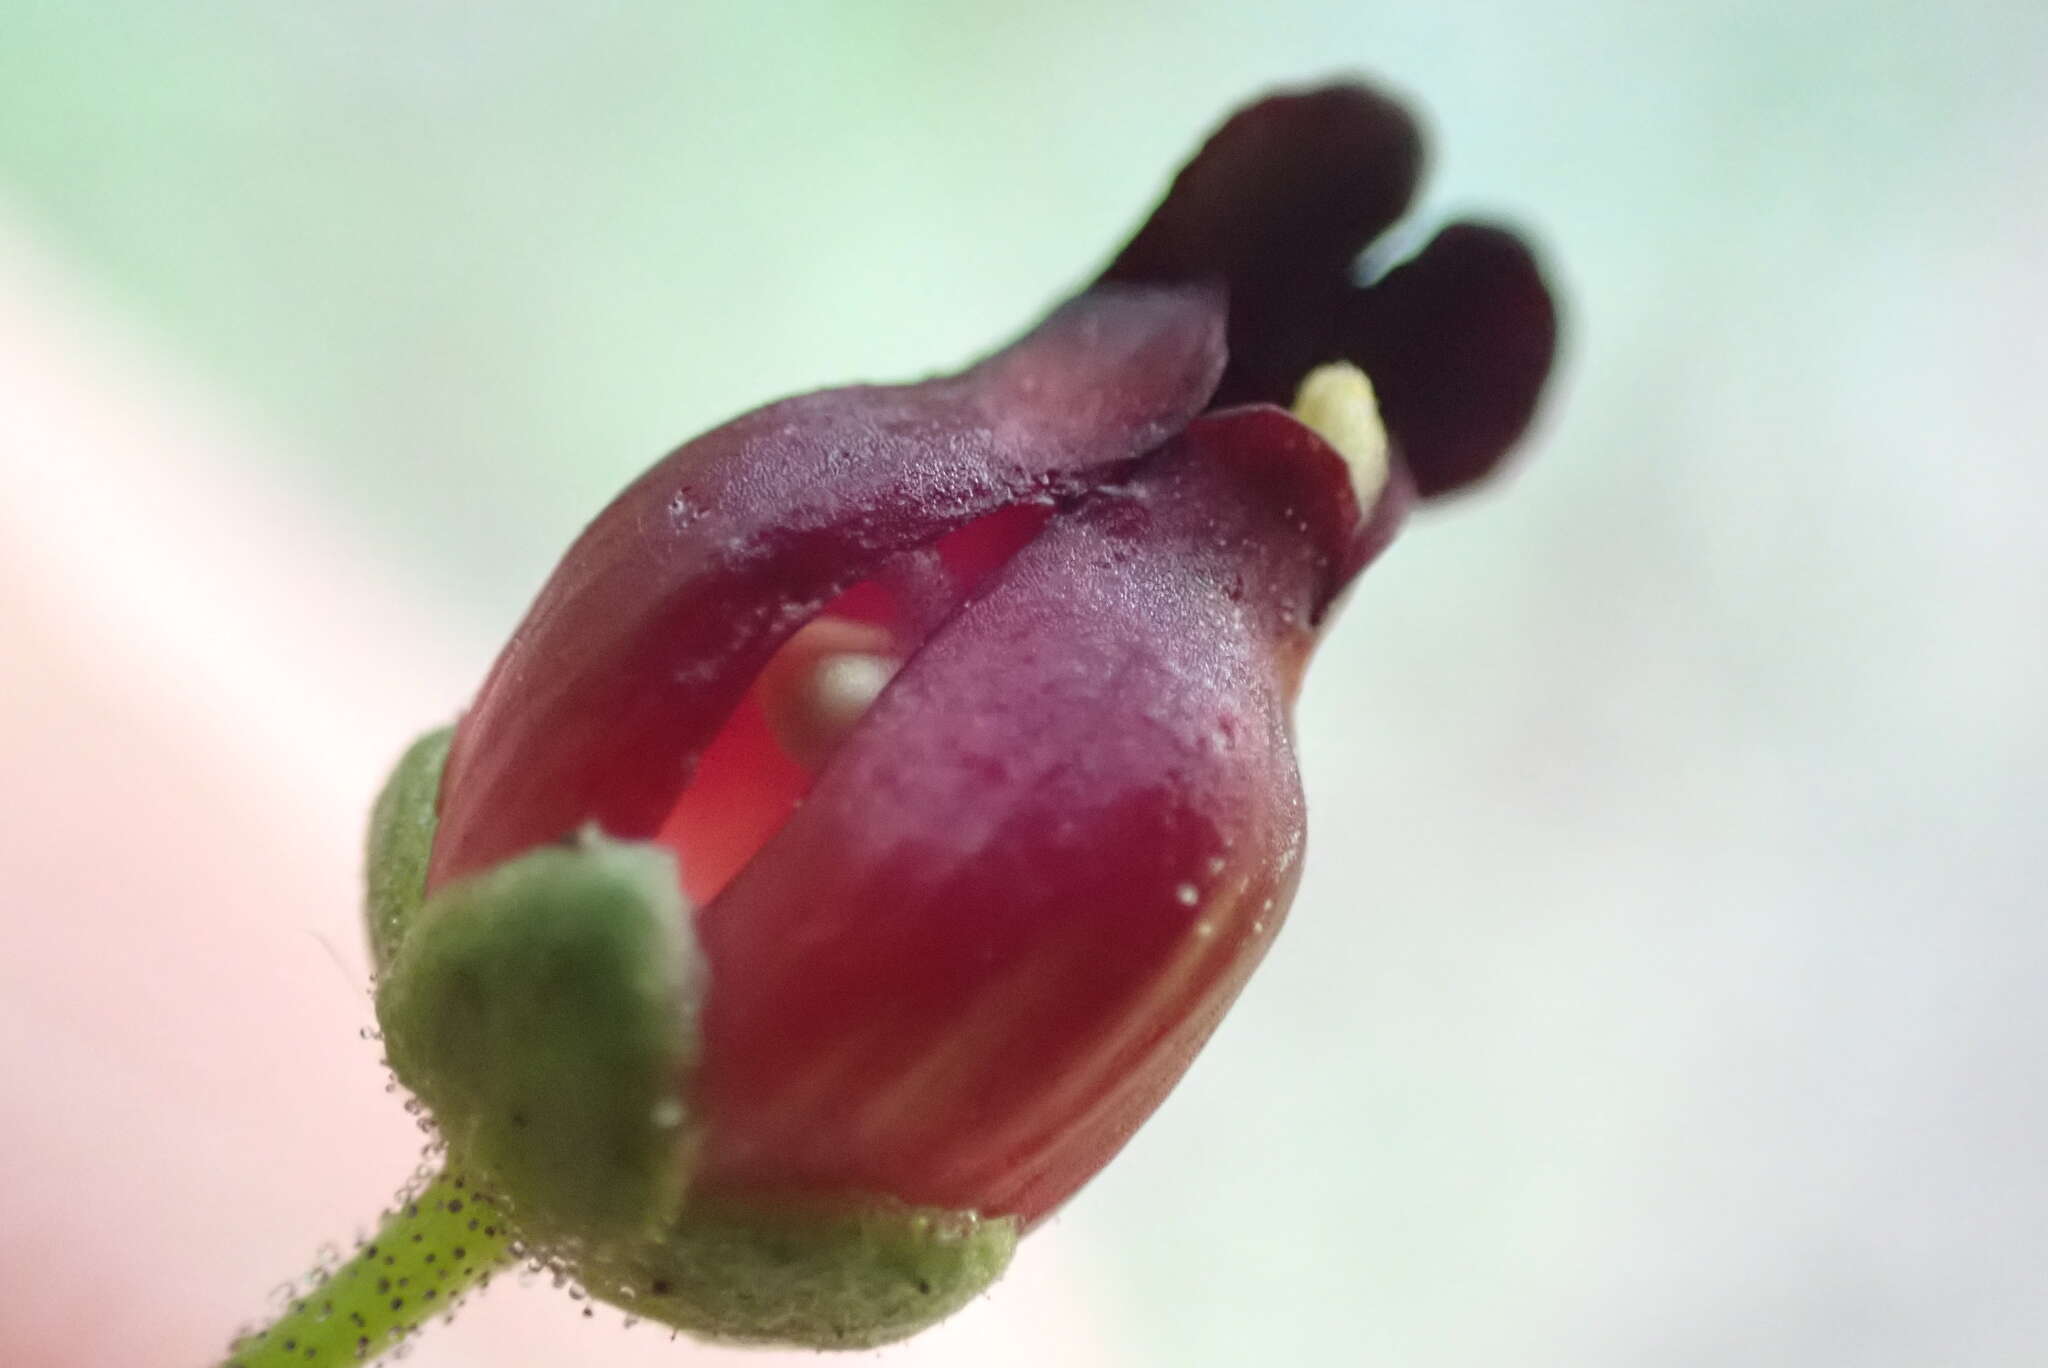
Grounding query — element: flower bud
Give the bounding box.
[368,79,1556,1348]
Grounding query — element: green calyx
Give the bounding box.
[377,830,703,1248]
[359,728,1016,1349]
[577,1191,1019,1349]
[367,728,703,1248]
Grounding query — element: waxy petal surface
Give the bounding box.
[690,406,1380,1224]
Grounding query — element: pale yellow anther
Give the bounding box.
[759,618,900,770]
[802,652,895,746]
[1291,362,1390,510]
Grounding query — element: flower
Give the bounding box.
[370,81,1555,1348]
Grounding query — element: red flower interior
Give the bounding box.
[658,504,1053,908]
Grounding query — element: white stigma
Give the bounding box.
[1291,362,1390,510]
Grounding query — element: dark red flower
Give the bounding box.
[379,80,1555,1346]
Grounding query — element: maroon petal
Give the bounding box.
[1104,84,1423,408]
[1339,222,1558,498]
[429,281,1226,888]
[689,405,1382,1225]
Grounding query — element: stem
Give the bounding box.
[223,1169,515,1367]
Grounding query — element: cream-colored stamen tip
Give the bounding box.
[761,618,898,769]
[803,653,894,744]
[1291,362,1390,509]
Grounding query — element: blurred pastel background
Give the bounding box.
[3,3,2045,1365]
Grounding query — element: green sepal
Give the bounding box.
[376,831,703,1249]
[365,725,454,974]
[573,1191,1018,1349]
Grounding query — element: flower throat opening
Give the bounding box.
[657,501,1054,905]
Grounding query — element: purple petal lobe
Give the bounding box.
[1104,84,1424,407]
[1340,222,1559,498]
[1107,83,1422,286]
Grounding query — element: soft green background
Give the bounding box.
[7,2,2045,1364]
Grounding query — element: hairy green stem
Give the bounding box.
[222,1169,514,1367]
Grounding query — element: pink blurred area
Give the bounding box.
[0,210,1115,1368]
